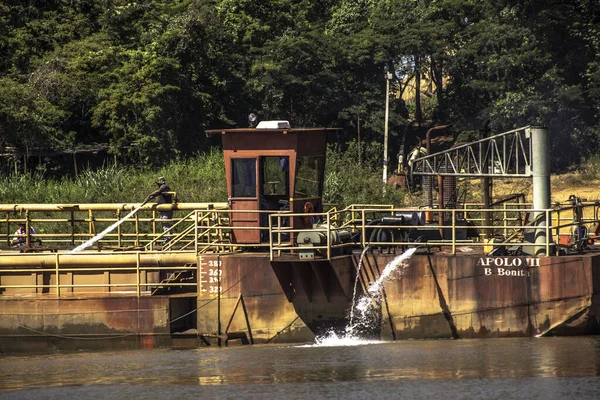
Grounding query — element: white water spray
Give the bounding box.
[351,247,417,324]
[69,205,144,253]
[312,330,381,347]
[348,245,370,328]
[313,247,417,346]
[365,247,417,295]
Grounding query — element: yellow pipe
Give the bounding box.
[0,203,228,212]
[0,251,197,268]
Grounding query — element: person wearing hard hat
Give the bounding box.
[145,177,174,244]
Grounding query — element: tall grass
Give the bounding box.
[0,150,228,204]
[0,145,407,208]
[572,154,600,184]
[324,140,409,208]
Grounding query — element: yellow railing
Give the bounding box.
[0,202,228,251]
[0,251,199,297]
[1,200,599,296]
[268,201,600,259]
[2,200,599,258]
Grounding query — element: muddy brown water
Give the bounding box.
[1,336,599,399]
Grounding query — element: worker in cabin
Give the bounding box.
[302,201,321,228]
[145,176,174,244]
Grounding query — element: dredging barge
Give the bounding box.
[1,123,599,353]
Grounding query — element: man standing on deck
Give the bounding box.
[145,176,174,245]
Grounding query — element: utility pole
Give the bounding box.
[383,70,392,185]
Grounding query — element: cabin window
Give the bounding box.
[294,156,323,198]
[261,156,289,197]
[232,158,256,197]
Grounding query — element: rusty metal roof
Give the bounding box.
[205,127,340,136]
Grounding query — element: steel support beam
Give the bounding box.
[530,127,551,255]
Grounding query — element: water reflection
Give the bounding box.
[1,337,599,398]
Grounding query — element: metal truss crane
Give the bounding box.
[410,126,539,178]
[411,125,551,255]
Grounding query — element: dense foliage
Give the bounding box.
[0,150,228,204]
[0,0,599,171]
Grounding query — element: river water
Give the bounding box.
[1,336,599,399]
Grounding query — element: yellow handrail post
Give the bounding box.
[135,210,140,247]
[88,210,95,246]
[194,211,198,256]
[55,253,60,297]
[70,211,75,247]
[117,209,122,248]
[327,214,331,260]
[546,209,550,256]
[25,210,31,247]
[556,208,560,248]
[452,209,456,255]
[269,214,273,261]
[151,210,157,250]
[136,251,141,296]
[503,203,508,238]
[5,212,10,246]
[361,209,366,249]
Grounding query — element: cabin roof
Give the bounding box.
[205,127,340,136]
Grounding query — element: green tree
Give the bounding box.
[157,0,252,132]
[0,78,67,157]
[91,48,181,165]
[444,0,600,167]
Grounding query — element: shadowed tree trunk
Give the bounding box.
[415,55,422,125]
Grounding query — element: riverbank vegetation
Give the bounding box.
[12,140,598,209]
[5,140,600,208]
[0,145,410,208]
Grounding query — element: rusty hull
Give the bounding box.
[0,251,315,353]
[270,256,356,335]
[380,252,600,339]
[0,295,171,354]
[197,253,314,344]
[268,252,600,340]
[2,250,598,353]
